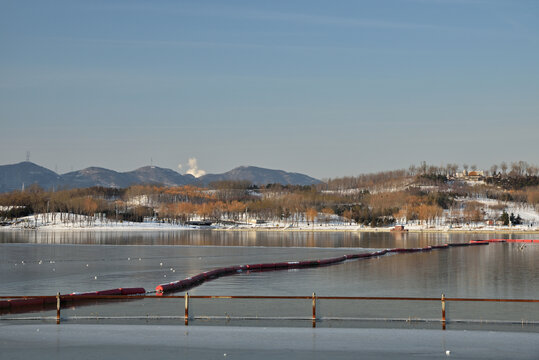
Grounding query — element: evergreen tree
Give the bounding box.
[499,211,509,226]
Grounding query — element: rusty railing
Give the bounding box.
[2,294,538,329]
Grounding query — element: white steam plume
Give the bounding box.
[186,158,206,178]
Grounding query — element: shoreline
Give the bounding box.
[214,228,539,234]
[2,226,539,234]
[3,213,538,234]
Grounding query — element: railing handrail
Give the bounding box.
[1,294,539,302]
[3,293,538,328]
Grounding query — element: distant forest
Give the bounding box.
[1,161,538,227]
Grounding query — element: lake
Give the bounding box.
[1,230,538,330]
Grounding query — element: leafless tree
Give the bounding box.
[519,161,529,175]
[500,162,508,175]
[449,164,459,176]
[420,161,428,175]
[510,162,520,176]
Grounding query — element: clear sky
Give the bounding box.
[1,0,538,179]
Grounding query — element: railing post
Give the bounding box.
[184,292,189,326]
[441,293,446,330]
[312,292,316,328]
[56,292,61,325]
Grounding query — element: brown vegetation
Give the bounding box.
[1,162,537,227]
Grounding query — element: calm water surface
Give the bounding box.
[1,230,537,327]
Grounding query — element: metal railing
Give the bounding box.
[2,293,538,329]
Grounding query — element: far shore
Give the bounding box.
[214,227,539,234]
[3,213,539,235]
[2,225,539,235]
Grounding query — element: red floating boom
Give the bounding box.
[155,242,500,294]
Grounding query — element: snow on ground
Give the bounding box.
[399,222,539,232]
[474,198,539,224]
[1,211,364,231]
[2,213,194,231]
[0,205,24,211]
[2,204,539,232]
[399,198,539,231]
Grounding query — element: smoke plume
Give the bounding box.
[186,158,206,178]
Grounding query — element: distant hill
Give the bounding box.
[0,162,62,193]
[61,166,195,188]
[127,166,195,187]
[61,167,133,189]
[0,162,321,192]
[199,166,321,186]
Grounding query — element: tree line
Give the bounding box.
[1,162,538,227]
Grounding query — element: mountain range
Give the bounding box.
[0,162,321,193]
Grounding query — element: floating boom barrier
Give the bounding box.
[0,288,146,313]
[470,239,538,244]
[154,238,537,294]
[154,241,495,294]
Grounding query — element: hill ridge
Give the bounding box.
[0,162,320,192]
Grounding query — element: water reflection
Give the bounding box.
[1,230,535,248]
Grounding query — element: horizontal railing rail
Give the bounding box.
[2,293,538,329]
[2,295,539,302]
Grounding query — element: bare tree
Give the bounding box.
[420,161,428,175]
[510,162,520,176]
[519,161,529,175]
[306,208,317,228]
[500,162,507,175]
[450,164,459,176]
[321,207,334,225]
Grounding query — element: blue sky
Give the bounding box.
[1,0,538,179]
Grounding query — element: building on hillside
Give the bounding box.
[455,170,485,181]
